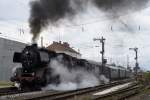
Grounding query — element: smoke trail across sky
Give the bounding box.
[29,0,149,41]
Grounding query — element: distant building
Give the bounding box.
[47,41,81,58]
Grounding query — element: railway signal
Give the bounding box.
[129,47,140,74]
[93,36,107,74]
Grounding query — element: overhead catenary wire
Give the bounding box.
[63,5,150,30]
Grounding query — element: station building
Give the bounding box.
[47,41,81,58]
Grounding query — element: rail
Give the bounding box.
[4,79,134,100]
[93,82,141,100]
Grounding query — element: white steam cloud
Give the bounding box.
[12,64,21,74]
[43,55,109,91]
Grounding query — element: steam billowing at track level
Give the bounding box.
[29,0,149,41]
[11,44,131,90]
[43,58,108,90]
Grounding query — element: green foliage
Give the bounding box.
[0,81,13,88]
[144,71,150,78]
[143,71,150,85]
[143,87,150,93]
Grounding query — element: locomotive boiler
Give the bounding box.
[11,44,131,90]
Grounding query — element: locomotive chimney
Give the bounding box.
[32,43,38,48]
[63,42,69,47]
[41,36,44,47]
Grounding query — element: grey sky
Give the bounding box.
[0,0,150,70]
[0,0,30,20]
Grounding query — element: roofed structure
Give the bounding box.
[47,41,81,58]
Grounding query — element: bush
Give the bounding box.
[143,71,150,85]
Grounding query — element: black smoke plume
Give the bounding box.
[29,0,149,41]
[29,0,77,41]
[93,0,149,15]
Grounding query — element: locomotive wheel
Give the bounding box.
[42,68,51,86]
[43,68,61,85]
[54,75,60,85]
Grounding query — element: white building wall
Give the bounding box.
[0,37,26,81]
[55,50,81,58]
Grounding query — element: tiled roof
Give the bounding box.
[47,41,81,55]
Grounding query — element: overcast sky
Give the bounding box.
[0,0,150,70]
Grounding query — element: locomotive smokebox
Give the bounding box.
[12,43,56,70]
[13,52,22,63]
[13,44,38,63]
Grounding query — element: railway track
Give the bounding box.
[0,87,19,96]
[1,79,134,100]
[93,82,141,100]
[0,86,39,96]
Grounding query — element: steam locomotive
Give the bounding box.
[11,44,131,90]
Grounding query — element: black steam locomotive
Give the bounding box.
[11,44,131,90]
[11,44,60,90]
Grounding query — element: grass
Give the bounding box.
[0,81,14,88]
[142,86,150,94]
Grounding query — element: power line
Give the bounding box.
[64,5,150,28]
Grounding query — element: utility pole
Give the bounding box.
[127,55,132,72]
[129,47,140,74]
[18,28,24,35]
[93,36,106,75]
[127,55,129,68]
